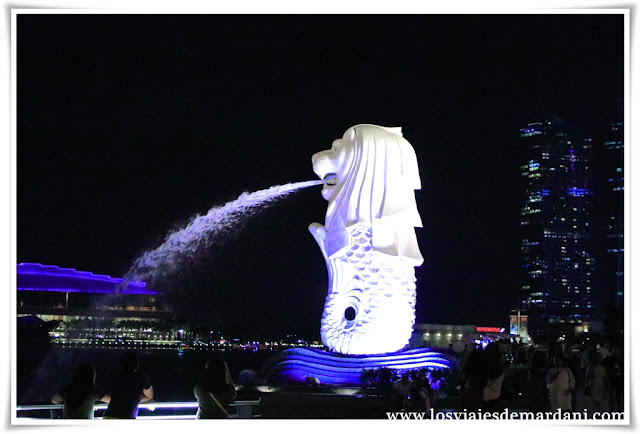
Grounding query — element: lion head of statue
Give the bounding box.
[310,124,423,266]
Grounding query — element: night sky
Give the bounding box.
[17,14,624,339]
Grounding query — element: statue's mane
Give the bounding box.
[324,124,423,265]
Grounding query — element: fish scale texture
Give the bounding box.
[321,224,417,355]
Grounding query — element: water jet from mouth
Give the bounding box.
[124,179,323,285]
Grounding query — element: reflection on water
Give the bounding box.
[18,346,278,404]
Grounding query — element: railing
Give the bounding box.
[16,400,261,420]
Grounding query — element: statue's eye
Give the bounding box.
[344,307,356,321]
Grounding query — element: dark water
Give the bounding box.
[18,346,278,404]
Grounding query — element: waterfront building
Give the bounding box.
[518,116,595,339]
[17,263,173,342]
[410,323,512,351]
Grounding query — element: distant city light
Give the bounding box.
[567,187,591,197]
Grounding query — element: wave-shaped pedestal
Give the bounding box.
[263,347,457,386]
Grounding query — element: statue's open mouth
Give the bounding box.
[324,173,337,186]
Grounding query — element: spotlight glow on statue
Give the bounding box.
[309,124,423,355]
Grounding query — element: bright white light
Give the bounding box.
[310,125,423,355]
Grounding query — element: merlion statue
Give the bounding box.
[309,124,423,355]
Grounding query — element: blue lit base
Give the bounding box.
[262,347,456,386]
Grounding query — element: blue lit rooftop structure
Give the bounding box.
[17,263,156,295]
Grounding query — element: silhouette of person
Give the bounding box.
[602,346,623,412]
[527,351,550,412]
[460,348,487,411]
[586,353,609,412]
[51,363,110,419]
[483,342,505,412]
[414,369,435,409]
[392,374,413,410]
[103,352,153,419]
[547,356,575,412]
[194,357,237,418]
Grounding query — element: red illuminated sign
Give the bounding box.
[476,326,505,333]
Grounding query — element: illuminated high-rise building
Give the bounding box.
[603,121,624,309]
[518,116,595,338]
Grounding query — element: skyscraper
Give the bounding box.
[603,121,624,309]
[518,116,595,339]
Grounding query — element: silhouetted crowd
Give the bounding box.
[49,339,624,419]
[391,369,436,412]
[456,338,624,415]
[51,351,235,419]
